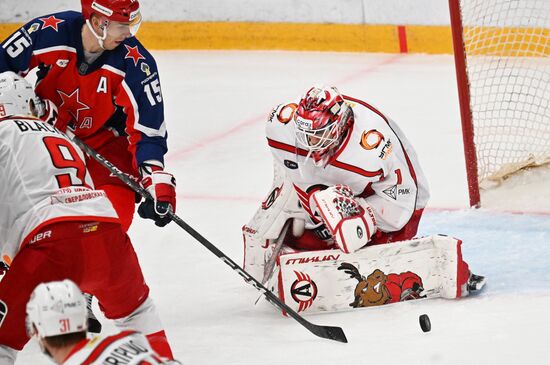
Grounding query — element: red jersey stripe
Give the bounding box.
[344,95,418,184]
[80,330,137,365]
[330,160,383,178]
[267,138,308,156]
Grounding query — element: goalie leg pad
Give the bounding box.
[243,162,305,280]
[276,235,473,314]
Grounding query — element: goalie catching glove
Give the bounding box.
[138,160,177,227]
[312,185,377,253]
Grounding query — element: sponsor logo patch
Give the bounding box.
[378,139,394,160]
[277,103,297,124]
[383,185,397,200]
[56,59,69,67]
[27,23,40,34]
[284,160,298,169]
[360,129,384,150]
[141,62,151,76]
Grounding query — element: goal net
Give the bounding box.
[449,0,550,205]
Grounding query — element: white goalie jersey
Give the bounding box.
[0,117,118,261]
[265,96,430,234]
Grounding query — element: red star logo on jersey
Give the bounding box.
[124,45,145,66]
[39,16,64,32]
[57,88,90,122]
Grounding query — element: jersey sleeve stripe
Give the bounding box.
[102,64,126,77]
[330,160,384,178]
[344,95,389,123]
[267,138,308,156]
[32,45,77,56]
[345,95,419,185]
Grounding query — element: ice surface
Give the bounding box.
[16,51,550,364]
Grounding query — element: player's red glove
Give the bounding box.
[138,161,176,227]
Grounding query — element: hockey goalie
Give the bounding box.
[243,85,486,314]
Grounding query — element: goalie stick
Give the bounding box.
[261,220,291,285]
[70,134,347,344]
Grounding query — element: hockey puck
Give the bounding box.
[419,314,431,332]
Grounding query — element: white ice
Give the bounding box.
[17,51,550,364]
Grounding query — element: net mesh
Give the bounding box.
[458,0,550,184]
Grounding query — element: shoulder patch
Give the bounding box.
[124,44,145,66]
[360,129,385,150]
[27,22,41,34]
[39,15,65,32]
[277,103,297,124]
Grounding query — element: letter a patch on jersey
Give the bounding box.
[97,76,108,93]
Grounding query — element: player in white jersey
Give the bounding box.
[0,71,175,363]
[26,280,180,365]
[243,86,485,305]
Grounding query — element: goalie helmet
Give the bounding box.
[294,86,353,166]
[26,280,87,338]
[0,71,41,118]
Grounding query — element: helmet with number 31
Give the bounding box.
[26,279,87,339]
[294,86,353,166]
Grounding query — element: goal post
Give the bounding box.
[448,0,550,207]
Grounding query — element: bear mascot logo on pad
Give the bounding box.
[338,263,425,308]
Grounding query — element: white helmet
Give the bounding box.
[0,71,41,118]
[26,279,87,338]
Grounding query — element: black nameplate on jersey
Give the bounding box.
[284,160,298,169]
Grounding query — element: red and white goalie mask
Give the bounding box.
[294,86,352,166]
[82,0,142,48]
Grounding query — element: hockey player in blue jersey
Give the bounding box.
[0,0,176,231]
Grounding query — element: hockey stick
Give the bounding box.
[71,135,348,344]
[261,220,291,285]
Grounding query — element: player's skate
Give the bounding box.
[465,272,486,295]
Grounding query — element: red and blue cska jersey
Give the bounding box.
[0,11,167,167]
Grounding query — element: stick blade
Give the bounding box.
[309,324,348,343]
